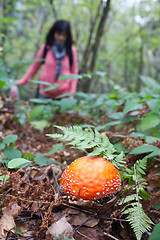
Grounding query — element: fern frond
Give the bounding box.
[123,203,153,240]
[135,157,148,176]
[47,125,126,169]
[87,147,104,156]
[119,194,138,205]
[112,151,125,169]
[120,157,152,240]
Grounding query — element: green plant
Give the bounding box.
[0,134,22,166]
[119,157,153,240]
[47,125,125,169]
[47,126,153,240]
[0,134,64,169]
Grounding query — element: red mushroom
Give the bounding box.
[60,156,121,200]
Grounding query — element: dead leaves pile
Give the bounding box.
[0,163,126,240]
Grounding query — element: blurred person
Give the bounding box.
[16,20,78,99]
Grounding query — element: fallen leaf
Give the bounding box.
[148,173,160,188]
[0,214,15,239]
[75,226,100,240]
[0,203,21,239]
[69,212,99,227]
[3,203,21,217]
[48,216,74,239]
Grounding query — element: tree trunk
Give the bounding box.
[136,44,144,92]
[33,10,49,58]
[89,0,111,72]
[48,0,58,19]
[80,0,102,73]
[80,0,111,93]
[124,38,129,90]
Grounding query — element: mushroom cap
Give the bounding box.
[60,156,121,200]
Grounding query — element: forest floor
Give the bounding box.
[0,100,160,240]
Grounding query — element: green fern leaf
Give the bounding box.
[87,147,104,156]
[124,203,153,240]
[111,151,125,169]
[47,125,126,169]
[119,194,138,205]
[94,130,102,144]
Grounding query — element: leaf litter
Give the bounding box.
[0,101,160,240]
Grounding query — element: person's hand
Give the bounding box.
[15,79,25,85]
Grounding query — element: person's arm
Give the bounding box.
[70,46,78,97]
[16,44,45,85]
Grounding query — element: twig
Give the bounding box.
[73,217,92,231]
[50,166,60,196]
[103,232,119,240]
[75,230,94,240]
[26,170,30,185]
[37,201,43,219]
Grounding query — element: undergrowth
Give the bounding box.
[47,125,154,240]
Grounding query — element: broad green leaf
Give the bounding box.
[145,136,160,143]
[147,150,160,158]
[0,143,5,151]
[140,75,160,92]
[30,80,51,85]
[112,134,127,138]
[147,99,160,114]
[96,121,121,131]
[3,134,18,144]
[42,84,61,93]
[0,69,8,83]
[0,80,5,88]
[56,93,72,98]
[130,144,160,155]
[3,148,22,160]
[139,190,151,200]
[109,112,123,119]
[28,105,45,121]
[59,74,82,80]
[8,158,30,169]
[30,120,50,131]
[47,159,64,165]
[47,144,65,155]
[30,98,52,104]
[130,132,145,138]
[109,93,118,99]
[23,152,34,161]
[114,142,123,153]
[149,222,160,240]
[123,100,143,115]
[34,154,54,165]
[60,98,77,111]
[141,115,160,131]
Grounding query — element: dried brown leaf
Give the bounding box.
[47,216,74,239]
[69,212,99,227]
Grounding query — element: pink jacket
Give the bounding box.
[18,44,78,99]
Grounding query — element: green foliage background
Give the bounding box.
[1,0,160,94]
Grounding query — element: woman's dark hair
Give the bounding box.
[46,20,73,66]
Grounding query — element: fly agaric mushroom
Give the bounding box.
[60,156,121,200]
